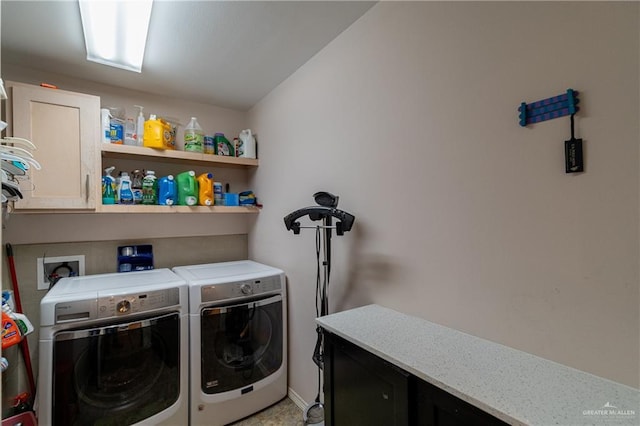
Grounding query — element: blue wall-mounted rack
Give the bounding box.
[518,89,579,126]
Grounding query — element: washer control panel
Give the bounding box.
[55,288,180,323]
[201,274,282,303]
[98,288,180,318]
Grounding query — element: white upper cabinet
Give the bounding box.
[7,82,99,210]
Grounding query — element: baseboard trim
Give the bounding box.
[287,387,308,411]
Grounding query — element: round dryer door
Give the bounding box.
[200,294,284,394]
[52,313,181,425]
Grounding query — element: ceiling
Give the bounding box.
[1,1,375,111]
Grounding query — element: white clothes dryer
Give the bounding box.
[172,260,287,426]
[38,269,189,426]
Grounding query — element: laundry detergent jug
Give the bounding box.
[158,175,177,206]
[176,171,198,206]
[238,129,256,158]
[184,117,204,153]
[196,172,214,206]
[144,114,174,150]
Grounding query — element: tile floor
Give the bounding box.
[228,397,305,426]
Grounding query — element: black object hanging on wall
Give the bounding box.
[518,88,585,173]
[565,114,584,173]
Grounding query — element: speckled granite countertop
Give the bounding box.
[316,304,640,426]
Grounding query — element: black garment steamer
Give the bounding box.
[284,192,355,425]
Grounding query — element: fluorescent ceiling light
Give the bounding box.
[79,0,153,73]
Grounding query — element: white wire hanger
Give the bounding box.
[0,137,41,171]
[0,152,41,171]
[1,137,37,151]
[0,135,39,206]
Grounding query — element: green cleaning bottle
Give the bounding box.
[214,132,234,156]
[142,170,158,205]
[102,166,116,205]
[176,171,198,206]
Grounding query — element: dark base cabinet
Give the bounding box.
[416,380,509,426]
[323,332,508,426]
[324,332,412,425]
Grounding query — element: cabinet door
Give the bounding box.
[324,332,412,426]
[9,83,99,210]
[416,380,508,426]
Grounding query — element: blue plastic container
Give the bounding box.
[224,193,239,206]
[158,175,177,206]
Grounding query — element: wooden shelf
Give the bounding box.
[97,204,261,214]
[98,144,260,215]
[101,144,259,168]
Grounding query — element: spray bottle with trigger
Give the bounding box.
[134,105,145,147]
[102,166,116,205]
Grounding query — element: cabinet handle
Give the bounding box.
[85,174,90,203]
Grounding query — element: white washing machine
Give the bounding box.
[38,269,189,426]
[172,260,287,426]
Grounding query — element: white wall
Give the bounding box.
[248,1,640,403]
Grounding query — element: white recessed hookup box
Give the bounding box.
[36,255,85,290]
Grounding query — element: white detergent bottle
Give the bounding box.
[134,105,145,146]
[238,129,256,158]
[118,172,134,204]
[100,108,111,143]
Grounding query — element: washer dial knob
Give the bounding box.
[240,283,253,295]
[116,300,131,313]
